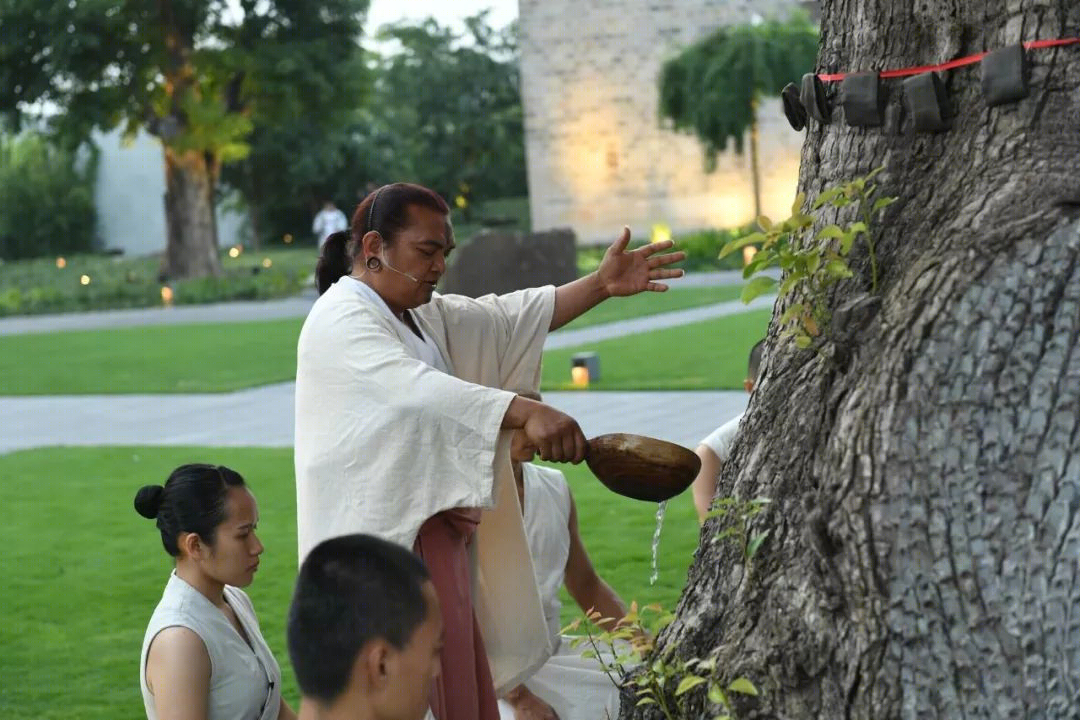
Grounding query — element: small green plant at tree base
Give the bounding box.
[720,167,896,348]
[563,602,760,719]
[707,495,772,562]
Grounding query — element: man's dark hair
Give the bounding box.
[748,339,766,382]
[287,534,431,703]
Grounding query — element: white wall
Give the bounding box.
[92,127,245,256]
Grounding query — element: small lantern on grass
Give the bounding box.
[571,352,600,387]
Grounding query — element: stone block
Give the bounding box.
[440,227,579,297]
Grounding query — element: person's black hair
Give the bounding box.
[133,464,246,556]
[315,182,452,295]
[287,534,432,704]
[748,339,766,381]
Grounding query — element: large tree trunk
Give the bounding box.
[162,147,221,279]
[624,2,1079,718]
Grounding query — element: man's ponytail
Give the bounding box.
[315,231,352,295]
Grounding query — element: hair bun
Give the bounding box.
[134,485,165,519]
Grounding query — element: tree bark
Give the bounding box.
[162,147,221,279]
[623,1,1079,718]
[156,0,222,280]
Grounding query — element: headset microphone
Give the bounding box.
[384,262,424,285]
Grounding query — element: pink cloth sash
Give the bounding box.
[414,509,500,720]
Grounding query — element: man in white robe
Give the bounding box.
[295,182,686,720]
[295,279,557,695]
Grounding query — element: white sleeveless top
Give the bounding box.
[140,572,282,720]
[520,464,573,645]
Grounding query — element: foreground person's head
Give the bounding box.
[288,534,443,720]
[316,183,454,314]
[745,339,765,393]
[134,464,263,588]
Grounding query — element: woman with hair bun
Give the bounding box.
[135,464,296,720]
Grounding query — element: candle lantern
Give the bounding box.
[571,352,600,387]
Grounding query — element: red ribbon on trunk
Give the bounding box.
[816,37,1079,82]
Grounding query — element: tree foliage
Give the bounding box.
[220,12,529,246]
[369,13,528,207]
[0,0,369,274]
[658,14,818,165]
[0,0,368,157]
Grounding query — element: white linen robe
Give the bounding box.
[294,278,555,694]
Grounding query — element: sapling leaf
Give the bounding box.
[778,273,801,298]
[728,678,759,696]
[741,276,776,303]
[840,232,855,255]
[676,676,708,696]
[826,260,853,278]
[779,303,804,325]
[719,232,766,258]
[790,191,806,215]
[757,215,773,231]
[872,197,896,213]
[812,187,841,209]
[816,224,844,240]
[746,530,771,559]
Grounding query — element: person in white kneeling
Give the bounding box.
[498,396,629,720]
[690,339,764,523]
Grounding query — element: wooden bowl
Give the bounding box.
[585,433,701,502]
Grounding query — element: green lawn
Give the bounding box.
[559,285,742,331]
[0,291,765,395]
[0,446,704,719]
[543,310,771,391]
[0,318,305,394]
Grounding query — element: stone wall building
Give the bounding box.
[517,0,809,243]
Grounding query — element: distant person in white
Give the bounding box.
[691,339,765,523]
[135,463,297,720]
[313,200,348,247]
[498,393,628,720]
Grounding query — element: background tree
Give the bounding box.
[628,2,1079,718]
[658,14,817,220]
[0,0,368,278]
[369,13,527,213]
[218,12,526,248]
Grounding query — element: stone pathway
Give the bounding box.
[1,273,773,454]
[0,386,747,455]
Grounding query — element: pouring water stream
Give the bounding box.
[649,500,668,585]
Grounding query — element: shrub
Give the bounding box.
[0,248,316,317]
[0,133,99,260]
